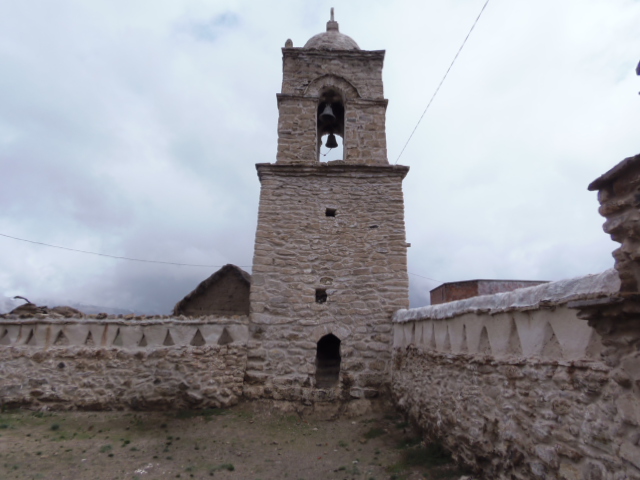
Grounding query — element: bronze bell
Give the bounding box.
[325,133,338,149]
[319,104,336,125]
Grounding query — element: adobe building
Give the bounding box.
[430,279,549,305]
[173,264,251,317]
[245,10,410,402]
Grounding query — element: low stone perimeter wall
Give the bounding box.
[0,316,248,410]
[392,269,640,479]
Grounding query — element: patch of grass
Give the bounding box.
[99,444,112,453]
[0,424,8,429]
[405,442,453,468]
[337,440,348,448]
[50,424,60,431]
[174,409,224,420]
[389,475,406,480]
[344,465,360,475]
[395,421,409,429]
[364,427,385,439]
[388,441,462,480]
[209,463,235,473]
[396,437,421,449]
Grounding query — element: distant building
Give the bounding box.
[430,279,549,305]
[173,264,251,317]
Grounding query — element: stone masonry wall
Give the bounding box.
[344,100,388,165]
[0,316,248,410]
[589,153,640,293]
[276,96,317,164]
[281,50,385,99]
[392,269,640,479]
[248,163,409,403]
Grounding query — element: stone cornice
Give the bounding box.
[276,94,387,107]
[255,163,409,180]
[281,48,385,61]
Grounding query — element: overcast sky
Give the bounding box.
[1,0,639,314]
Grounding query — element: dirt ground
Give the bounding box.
[0,402,471,480]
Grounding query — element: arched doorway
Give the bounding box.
[315,334,341,387]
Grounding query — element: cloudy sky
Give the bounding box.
[1,0,639,314]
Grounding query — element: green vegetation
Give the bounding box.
[364,427,385,439]
[388,440,471,480]
[174,409,225,420]
[209,463,235,474]
[99,444,112,453]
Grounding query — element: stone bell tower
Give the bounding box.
[246,10,409,403]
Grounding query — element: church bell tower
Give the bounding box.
[246,10,410,403]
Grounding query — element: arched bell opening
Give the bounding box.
[317,89,345,162]
[315,333,341,388]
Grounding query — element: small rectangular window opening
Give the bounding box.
[315,289,328,304]
[325,208,336,217]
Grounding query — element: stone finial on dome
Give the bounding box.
[303,8,360,50]
[327,7,339,32]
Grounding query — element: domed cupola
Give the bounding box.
[303,8,360,50]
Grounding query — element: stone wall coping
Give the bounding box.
[588,152,640,191]
[394,269,620,323]
[256,163,409,180]
[0,315,248,326]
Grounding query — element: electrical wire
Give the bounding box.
[0,233,250,269]
[395,0,491,164]
[1,232,442,283]
[408,272,442,284]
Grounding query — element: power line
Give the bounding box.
[0,233,250,269]
[408,272,442,284]
[395,0,491,164]
[1,232,442,283]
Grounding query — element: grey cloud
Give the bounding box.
[1,0,638,313]
[184,12,241,43]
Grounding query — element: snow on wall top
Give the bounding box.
[394,269,620,323]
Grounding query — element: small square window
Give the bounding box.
[315,289,327,304]
[325,208,336,217]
